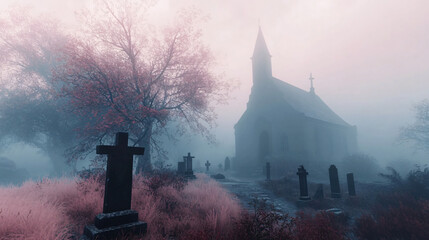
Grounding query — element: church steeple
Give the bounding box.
[252,27,272,85]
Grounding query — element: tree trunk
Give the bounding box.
[135,125,153,174]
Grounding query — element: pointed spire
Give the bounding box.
[252,26,271,59]
[309,73,315,94]
[252,26,272,84]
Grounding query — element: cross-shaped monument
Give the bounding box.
[297,165,311,201]
[183,152,196,179]
[309,73,315,94]
[205,160,211,172]
[81,132,147,240]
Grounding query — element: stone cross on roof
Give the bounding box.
[96,132,145,213]
[309,73,315,94]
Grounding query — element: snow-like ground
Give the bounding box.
[216,174,298,214]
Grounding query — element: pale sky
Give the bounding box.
[1,0,429,175]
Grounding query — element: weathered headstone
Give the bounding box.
[266,162,271,181]
[205,160,211,172]
[177,161,185,174]
[81,132,147,240]
[313,184,324,200]
[297,165,311,201]
[329,165,341,198]
[224,157,230,171]
[347,172,356,196]
[183,152,196,179]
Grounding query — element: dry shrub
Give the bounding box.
[132,173,241,239]
[229,198,347,240]
[294,211,348,240]
[355,166,429,240]
[0,177,103,240]
[0,172,242,239]
[354,194,429,240]
[231,204,294,239]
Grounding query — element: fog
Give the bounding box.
[1,0,429,179]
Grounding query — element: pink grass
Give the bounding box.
[0,173,242,239]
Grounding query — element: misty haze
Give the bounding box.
[0,0,428,239]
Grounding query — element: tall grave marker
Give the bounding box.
[329,165,341,198]
[205,160,211,172]
[266,162,271,181]
[180,152,196,179]
[177,161,185,174]
[297,165,311,201]
[81,132,147,240]
[224,157,231,171]
[347,172,356,196]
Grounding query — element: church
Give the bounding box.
[234,28,357,176]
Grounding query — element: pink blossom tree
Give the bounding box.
[0,1,226,174]
[56,0,226,173]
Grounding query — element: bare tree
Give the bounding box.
[400,99,429,151]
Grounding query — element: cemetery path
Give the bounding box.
[217,176,298,215]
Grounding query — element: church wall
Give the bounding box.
[235,105,358,176]
[303,118,357,164]
[235,100,309,174]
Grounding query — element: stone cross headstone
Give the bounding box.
[329,165,341,198]
[81,132,147,240]
[183,152,196,178]
[347,172,356,196]
[266,162,271,181]
[224,157,230,171]
[205,160,211,172]
[297,165,311,201]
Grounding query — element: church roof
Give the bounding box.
[272,77,350,126]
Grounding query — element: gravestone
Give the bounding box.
[329,165,341,198]
[347,173,356,196]
[266,162,271,181]
[297,165,311,201]
[81,132,147,240]
[177,161,185,174]
[205,160,211,172]
[313,184,324,200]
[224,157,230,171]
[183,152,196,179]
